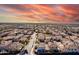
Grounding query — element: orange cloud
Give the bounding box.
[0,4,79,23]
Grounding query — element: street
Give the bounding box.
[25,32,37,54]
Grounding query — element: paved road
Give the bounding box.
[25,32,37,54]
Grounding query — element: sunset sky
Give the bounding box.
[0,4,79,23]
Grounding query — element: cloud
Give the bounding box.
[0,4,79,23]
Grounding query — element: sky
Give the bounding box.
[0,4,79,23]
